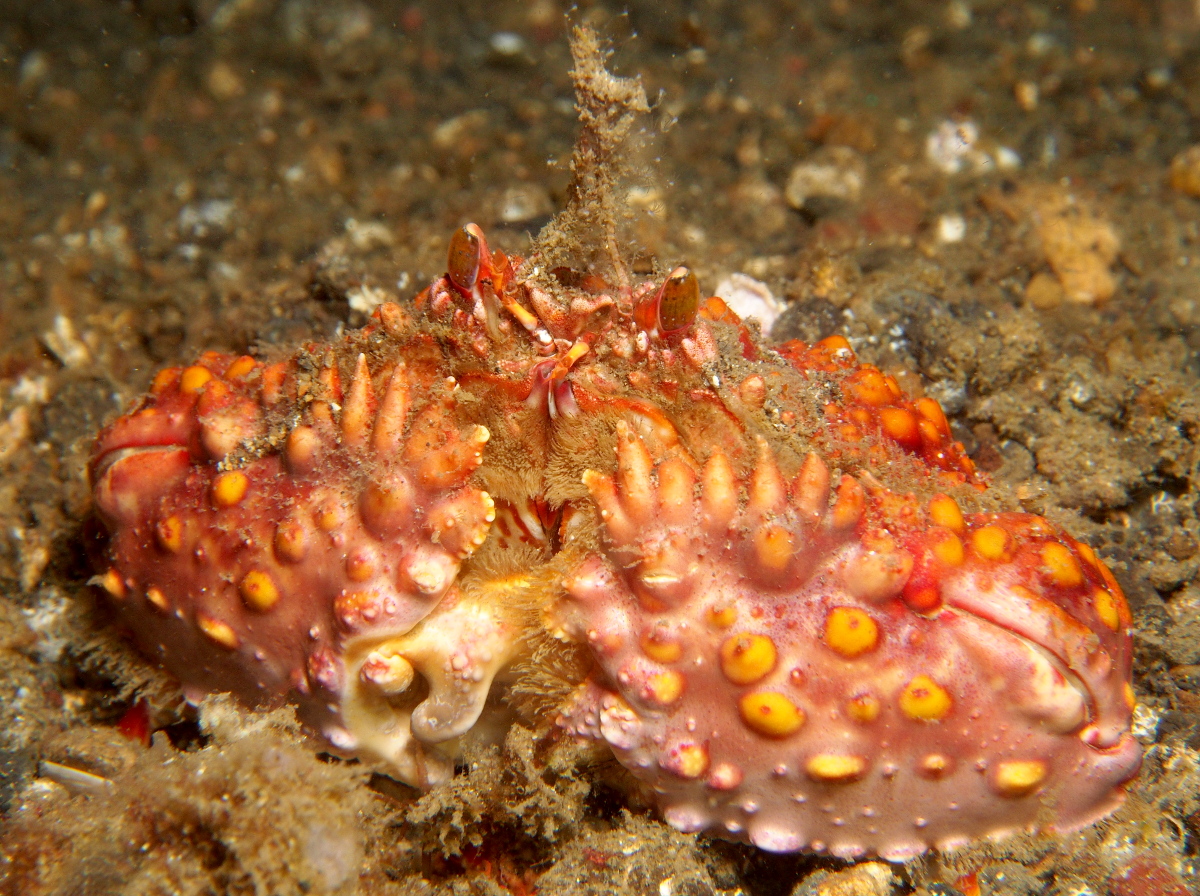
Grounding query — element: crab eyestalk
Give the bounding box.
[447,223,547,343]
[447,224,501,337]
[657,266,701,332]
[447,224,486,296]
[635,266,701,336]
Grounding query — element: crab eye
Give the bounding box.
[657,266,700,333]
[447,225,483,293]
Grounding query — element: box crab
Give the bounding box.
[89,215,1140,860]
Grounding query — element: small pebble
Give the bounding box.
[792,861,895,896]
[84,191,109,219]
[785,147,865,208]
[1037,200,1120,304]
[714,273,784,333]
[18,51,49,90]
[945,1,971,29]
[926,120,983,174]
[207,61,245,100]
[1168,145,1200,199]
[1108,856,1191,896]
[1025,271,1066,309]
[489,32,528,58]
[1014,81,1039,111]
[936,213,966,243]
[496,184,552,223]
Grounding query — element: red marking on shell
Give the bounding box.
[116,699,151,747]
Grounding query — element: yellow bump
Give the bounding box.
[335,589,380,626]
[824,607,879,658]
[274,520,308,563]
[831,476,865,530]
[971,524,1012,562]
[345,552,376,582]
[224,355,257,379]
[1094,588,1122,632]
[805,753,867,783]
[930,529,964,566]
[843,539,913,602]
[286,425,319,475]
[899,674,952,721]
[738,374,767,408]
[700,451,738,532]
[819,334,853,355]
[670,744,709,779]
[861,527,897,553]
[1042,542,1084,587]
[846,367,892,406]
[641,629,683,664]
[1075,540,1099,568]
[180,365,213,394]
[739,692,805,737]
[918,753,951,778]
[1097,559,1122,595]
[151,367,180,393]
[993,759,1047,797]
[707,762,744,791]
[656,456,696,524]
[878,406,920,446]
[646,670,685,706]
[754,524,794,573]
[100,569,126,599]
[916,396,950,435]
[211,470,248,507]
[927,494,965,533]
[1123,681,1136,711]
[847,694,881,723]
[155,516,183,553]
[707,605,736,629]
[196,613,239,649]
[720,633,777,685]
[316,503,343,531]
[917,418,941,447]
[146,586,169,611]
[239,570,280,611]
[360,648,415,694]
[1026,517,1053,537]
